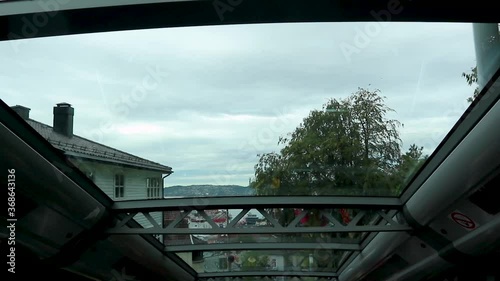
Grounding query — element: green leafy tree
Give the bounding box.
[250,87,428,270]
[252,87,421,197]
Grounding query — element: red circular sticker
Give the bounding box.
[450,212,476,230]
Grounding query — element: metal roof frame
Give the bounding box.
[111,196,402,211]
[103,197,410,279]
[102,64,499,280]
[1,52,498,281]
[1,2,500,281]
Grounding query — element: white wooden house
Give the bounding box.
[10,103,172,241]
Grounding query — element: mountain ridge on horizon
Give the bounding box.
[164,184,255,197]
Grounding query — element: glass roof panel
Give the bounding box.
[165,232,365,246]
[161,207,385,246]
[0,22,491,200]
[2,17,499,280]
[199,275,337,281]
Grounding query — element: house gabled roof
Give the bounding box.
[26,119,173,174]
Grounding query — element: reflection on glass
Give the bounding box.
[199,277,332,281]
[472,23,500,92]
[1,19,493,280]
[165,232,364,246]
[1,22,480,199]
[162,207,386,246]
[251,89,428,197]
[177,249,348,273]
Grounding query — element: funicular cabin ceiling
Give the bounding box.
[0,1,500,281]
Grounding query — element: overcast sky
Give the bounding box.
[0,22,477,186]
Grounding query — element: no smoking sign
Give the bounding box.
[449,211,478,231]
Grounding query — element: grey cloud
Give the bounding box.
[0,22,478,187]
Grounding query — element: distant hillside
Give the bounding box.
[164,185,255,197]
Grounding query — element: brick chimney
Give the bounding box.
[53,102,74,137]
[11,105,30,120]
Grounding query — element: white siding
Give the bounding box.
[72,160,164,240]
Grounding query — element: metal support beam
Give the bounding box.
[107,207,410,235]
[107,224,411,235]
[257,208,283,228]
[197,277,337,281]
[110,196,402,212]
[227,209,249,228]
[198,271,338,278]
[165,242,361,252]
[106,223,412,234]
[197,276,338,281]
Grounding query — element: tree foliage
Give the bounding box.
[251,87,426,197]
[462,23,500,103]
[462,66,479,103]
[240,252,269,270]
[249,89,428,270]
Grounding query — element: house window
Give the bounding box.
[147,177,161,199]
[114,174,125,198]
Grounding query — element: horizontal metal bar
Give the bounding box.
[111,196,402,212]
[106,224,412,234]
[166,242,361,252]
[198,271,338,278]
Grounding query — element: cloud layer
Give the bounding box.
[0,22,477,186]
